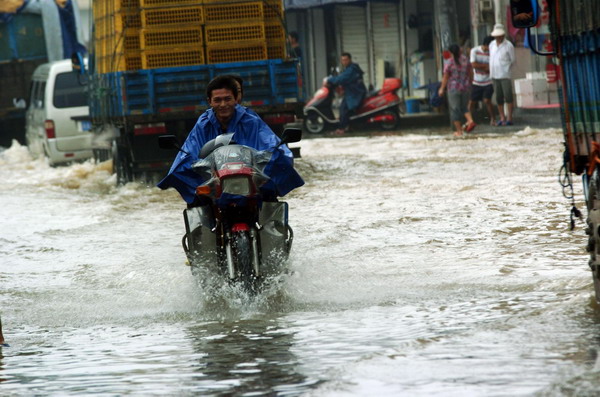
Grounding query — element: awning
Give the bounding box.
[284,0,365,10]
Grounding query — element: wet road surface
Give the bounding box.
[1,126,600,396]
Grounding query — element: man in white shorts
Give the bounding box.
[489,24,516,126]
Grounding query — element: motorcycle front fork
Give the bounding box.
[224,228,261,280]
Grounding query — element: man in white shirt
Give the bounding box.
[489,24,516,126]
[469,36,496,126]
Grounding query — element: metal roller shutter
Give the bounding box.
[337,4,371,87]
[371,2,401,88]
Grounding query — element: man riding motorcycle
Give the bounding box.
[327,52,367,136]
[157,75,304,204]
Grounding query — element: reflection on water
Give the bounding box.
[186,319,317,395]
[2,130,600,395]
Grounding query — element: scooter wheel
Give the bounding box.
[304,113,326,134]
[380,110,400,131]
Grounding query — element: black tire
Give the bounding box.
[304,112,326,134]
[112,140,132,186]
[380,110,400,131]
[232,231,257,294]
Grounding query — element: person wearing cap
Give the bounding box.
[489,23,515,126]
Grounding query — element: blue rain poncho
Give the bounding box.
[157,105,304,204]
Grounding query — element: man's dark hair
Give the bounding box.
[288,31,299,42]
[483,35,494,47]
[220,74,244,97]
[206,75,239,100]
[341,52,352,59]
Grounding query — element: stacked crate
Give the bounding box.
[93,0,287,72]
[203,1,267,64]
[262,0,287,60]
[139,3,204,68]
[93,0,142,73]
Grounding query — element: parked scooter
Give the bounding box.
[158,129,302,294]
[303,77,402,134]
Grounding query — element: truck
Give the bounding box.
[0,0,86,148]
[511,0,600,301]
[84,0,304,184]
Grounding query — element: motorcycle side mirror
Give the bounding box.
[278,128,302,146]
[510,0,538,29]
[158,134,190,155]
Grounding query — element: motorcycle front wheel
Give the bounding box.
[304,112,327,134]
[232,231,258,294]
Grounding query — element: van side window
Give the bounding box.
[53,72,88,108]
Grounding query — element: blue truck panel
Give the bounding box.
[90,59,302,119]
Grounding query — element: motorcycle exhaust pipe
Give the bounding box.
[225,232,236,280]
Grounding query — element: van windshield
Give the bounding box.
[53,72,87,108]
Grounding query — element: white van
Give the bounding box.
[25,59,92,165]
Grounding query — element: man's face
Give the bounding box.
[209,88,236,123]
[340,55,351,68]
[482,44,489,52]
[495,35,505,44]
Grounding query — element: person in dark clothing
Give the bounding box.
[287,31,302,59]
[327,52,367,135]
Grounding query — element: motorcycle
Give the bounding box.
[159,129,302,294]
[303,77,402,134]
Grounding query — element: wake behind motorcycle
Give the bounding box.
[303,77,402,134]
[159,129,302,294]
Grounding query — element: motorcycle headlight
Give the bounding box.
[222,176,252,196]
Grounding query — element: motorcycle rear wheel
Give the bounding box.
[232,231,258,294]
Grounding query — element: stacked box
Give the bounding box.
[204,1,268,63]
[93,0,142,73]
[94,0,286,71]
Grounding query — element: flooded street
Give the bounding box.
[2,127,600,396]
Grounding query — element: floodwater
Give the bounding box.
[1,127,600,396]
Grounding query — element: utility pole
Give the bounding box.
[435,0,459,51]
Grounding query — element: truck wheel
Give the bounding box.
[304,112,326,134]
[112,140,132,185]
[586,169,600,302]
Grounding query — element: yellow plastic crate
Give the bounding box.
[267,40,286,59]
[204,2,263,24]
[263,0,283,20]
[206,41,267,64]
[141,6,203,28]
[142,46,204,69]
[97,12,142,33]
[204,21,264,45]
[94,0,140,18]
[140,26,203,49]
[140,0,201,7]
[265,22,285,41]
[98,52,142,73]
